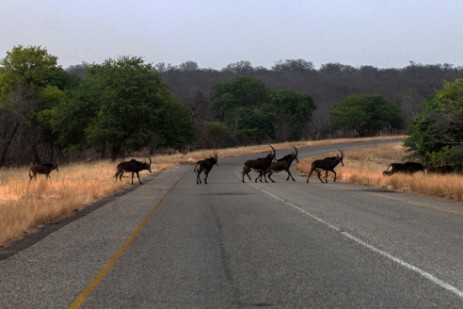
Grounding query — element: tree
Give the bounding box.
[330,94,404,136]
[271,59,315,73]
[270,90,316,141]
[211,77,273,143]
[405,78,463,168]
[0,45,75,163]
[222,61,255,74]
[57,56,194,159]
[178,61,199,72]
[210,77,317,144]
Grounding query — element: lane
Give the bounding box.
[80,151,463,308]
[252,179,463,292]
[1,139,462,308]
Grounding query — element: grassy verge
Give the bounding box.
[0,136,403,248]
[296,143,463,201]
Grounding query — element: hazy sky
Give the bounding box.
[1,0,463,69]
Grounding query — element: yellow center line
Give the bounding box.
[373,192,463,216]
[69,172,186,309]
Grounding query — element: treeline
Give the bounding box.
[155,59,462,139]
[1,46,463,168]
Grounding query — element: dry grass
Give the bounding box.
[0,135,403,248]
[296,143,463,201]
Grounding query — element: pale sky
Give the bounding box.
[1,0,463,70]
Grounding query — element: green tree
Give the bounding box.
[211,77,273,143]
[211,77,270,120]
[330,94,404,136]
[0,45,75,162]
[211,77,317,144]
[270,90,316,140]
[405,78,463,167]
[62,56,194,159]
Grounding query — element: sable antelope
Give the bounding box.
[383,162,425,176]
[194,151,218,184]
[426,164,454,174]
[29,163,59,182]
[307,148,344,183]
[115,157,152,184]
[265,146,299,182]
[242,145,276,183]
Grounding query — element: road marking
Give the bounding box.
[373,192,463,217]
[251,184,463,300]
[69,173,186,309]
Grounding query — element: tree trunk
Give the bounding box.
[0,122,19,169]
[32,144,41,164]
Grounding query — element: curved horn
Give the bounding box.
[292,146,298,156]
[269,144,276,158]
[337,147,344,158]
[148,156,152,166]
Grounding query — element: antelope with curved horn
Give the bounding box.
[194,151,218,184]
[265,146,299,182]
[242,145,276,183]
[115,156,152,185]
[307,148,344,183]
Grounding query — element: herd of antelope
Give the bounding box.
[26,145,455,185]
[195,145,345,185]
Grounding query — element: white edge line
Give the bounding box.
[252,185,463,300]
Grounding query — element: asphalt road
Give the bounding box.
[1,139,463,308]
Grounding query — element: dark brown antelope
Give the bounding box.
[306,148,344,183]
[383,162,425,176]
[265,146,299,182]
[426,164,454,174]
[29,163,59,182]
[194,151,218,184]
[242,145,276,183]
[115,157,152,185]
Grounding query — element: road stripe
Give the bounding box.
[68,173,185,309]
[252,185,463,300]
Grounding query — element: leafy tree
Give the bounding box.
[211,77,272,141]
[55,56,194,159]
[330,94,404,136]
[211,77,317,143]
[0,45,63,94]
[405,78,463,168]
[0,45,75,162]
[156,100,196,151]
[271,90,316,140]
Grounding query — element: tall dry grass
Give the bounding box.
[0,136,403,248]
[296,143,463,201]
